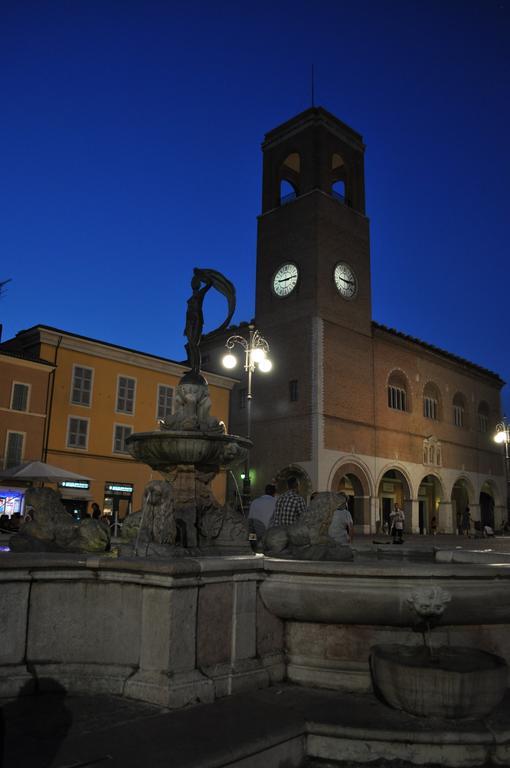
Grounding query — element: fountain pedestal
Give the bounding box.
[126,419,252,554]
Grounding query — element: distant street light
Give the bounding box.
[222,324,272,509]
[494,417,510,520]
[495,417,510,458]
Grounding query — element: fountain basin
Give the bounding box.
[259,559,510,625]
[370,643,508,719]
[126,430,252,471]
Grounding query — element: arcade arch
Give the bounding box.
[451,477,475,534]
[417,473,444,534]
[480,480,497,529]
[330,461,372,530]
[377,468,412,533]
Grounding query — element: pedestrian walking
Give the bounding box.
[390,503,405,544]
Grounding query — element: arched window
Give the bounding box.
[423,382,441,421]
[331,152,348,204]
[453,392,467,428]
[477,401,490,433]
[279,153,300,205]
[387,371,409,412]
[280,179,296,204]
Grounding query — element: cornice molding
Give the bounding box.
[19,328,238,390]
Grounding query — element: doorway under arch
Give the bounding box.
[451,478,473,534]
[480,482,496,529]
[377,468,412,534]
[417,474,444,535]
[331,462,371,531]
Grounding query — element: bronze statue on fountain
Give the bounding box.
[124,268,252,557]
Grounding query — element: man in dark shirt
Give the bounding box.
[270,476,306,527]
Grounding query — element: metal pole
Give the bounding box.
[224,324,270,515]
[504,425,510,522]
[496,418,510,523]
[242,328,254,511]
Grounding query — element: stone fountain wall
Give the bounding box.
[0,554,284,706]
[260,559,510,693]
[2,554,510,707]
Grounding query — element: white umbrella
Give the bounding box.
[0,461,92,484]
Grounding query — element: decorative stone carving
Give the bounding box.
[160,376,226,435]
[9,487,109,554]
[407,586,451,622]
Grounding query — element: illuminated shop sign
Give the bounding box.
[59,481,90,490]
[105,483,133,494]
[0,491,23,516]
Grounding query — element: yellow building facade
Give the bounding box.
[0,349,54,518]
[1,325,236,523]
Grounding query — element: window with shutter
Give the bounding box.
[71,366,93,406]
[157,385,174,420]
[11,383,29,412]
[67,417,89,449]
[117,377,136,414]
[5,432,24,468]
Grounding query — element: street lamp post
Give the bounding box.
[494,416,510,522]
[222,324,272,511]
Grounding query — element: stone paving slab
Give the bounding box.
[3,684,510,768]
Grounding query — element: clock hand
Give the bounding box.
[278,276,293,282]
[339,278,355,285]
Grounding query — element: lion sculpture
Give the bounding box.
[262,491,354,561]
[10,487,110,553]
[122,480,177,555]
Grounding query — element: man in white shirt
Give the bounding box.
[248,484,276,541]
[328,493,354,545]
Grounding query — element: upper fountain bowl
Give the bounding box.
[126,430,252,472]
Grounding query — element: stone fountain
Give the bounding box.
[124,267,252,556]
[370,586,508,719]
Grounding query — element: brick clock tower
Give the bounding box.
[247,107,375,497]
[202,106,505,535]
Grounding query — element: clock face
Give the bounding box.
[334,262,358,299]
[272,263,299,297]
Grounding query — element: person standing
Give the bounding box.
[248,484,276,540]
[269,476,306,527]
[90,502,102,520]
[462,506,471,537]
[390,503,405,544]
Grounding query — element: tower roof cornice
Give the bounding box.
[262,106,365,152]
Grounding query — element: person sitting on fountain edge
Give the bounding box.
[328,494,354,546]
[269,476,306,528]
[248,484,276,541]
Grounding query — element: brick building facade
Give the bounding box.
[202,107,506,535]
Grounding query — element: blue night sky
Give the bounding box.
[1,1,509,413]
